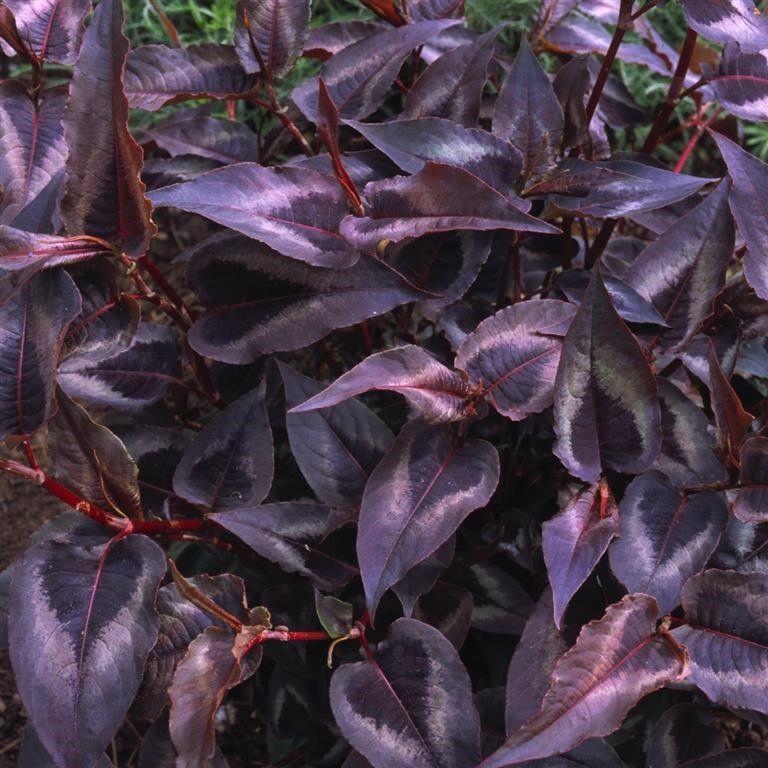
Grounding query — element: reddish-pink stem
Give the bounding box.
[139,254,197,320]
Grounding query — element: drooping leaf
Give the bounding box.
[0,268,80,439]
[149,163,357,268]
[173,385,273,512]
[711,43,768,123]
[553,268,662,482]
[609,471,728,615]
[280,363,394,508]
[708,343,754,460]
[543,482,619,628]
[646,702,726,768]
[735,437,768,523]
[9,513,166,768]
[303,21,385,60]
[330,617,481,768]
[673,570,768,714]
[455,300,577,421]
[681,0,768,52]
[185,232,420,362]
[393,536,456,617]
[358,420,499,619]
[481,595,687,767]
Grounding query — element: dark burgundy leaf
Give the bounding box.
[647,703,725,768]
[493,37,564,177]
[315,592,354,638]
[680,749,768,767]
[330,617,481,768]
[18,724,113,768]
[481,595,687,767]
[711,43,768,122]
[9,513,165,768]
[609,471,728,615]
[735,437,768,523]
[551,55,591,150]
[515,740,626,768]
[0,83,67,224]
[673,570,768,714]
[139,714,230,768]
[553,268,662,482]
[125,44,258,111]
[414,582,473,650]
[291,20,461,121]
[280,363,393,508]
[234,0,310,77]
[708,343,754,460]
[149,163,356,268]
[543,482,619,628]
[358,420,499,619]
[288,147,400,188]
[211,502,358,590]
[455,300,577,421]
[186,233,418,362]
[681,0,768,53]
[393,536,456,617]
[10,166,65,234]
[0,268,80,439]
[173,385,273,512]
[303,21,386,60]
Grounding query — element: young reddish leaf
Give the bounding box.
[681,0,768,52]
[173,386,273,512]
[280,363,393,508]
[708,343,754,460]
[481,595,687,767]
[359,420,499,620]
[61,0,156,257]
[291,19,461,121]
[625,180,734,350]
[125,44,258,111]
[289,345,474,424]
[673,570,768,714]
[210,502,358,590]
[401,28,498,127]
[234,0,310,77]
[330,617,481,768]
[553,268,662,482]
[735,437,768,523]
[544,482,619,628]
[455,299,577,421]
[711,44,768,123]
[609,471,728,615]
[493,37,564,177]
[647,703,726,768]
[0,268,80,439]
[185,232,419,362]
[0,83,67,224]
[149,163,357,268]
[393,536,455,617]
[9,513,166,768]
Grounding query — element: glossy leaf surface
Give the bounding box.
[681,0,768,52]
[711,44,768,123]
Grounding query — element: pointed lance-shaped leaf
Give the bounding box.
[173,385,273,512]
[480,594,687,767]
[303,20,386,60]
[553,267,662,482]
[708,343,754,460]
[543,482,619,629]
[280,363,393,508]
[493,36,564,177]
[149,163,356,268]
[609,471,728,616]
[455,299,577,421]
[330,617,481,768]
[9,513,166,768]
[61,0,155,257]
[358,420,499,620]
[681,0,768,52]
[291,19,461,121]
[710,43,768,123]
[185,232,420,362]
[0,268,80,439]
[673,570,768,714]
[646,702,726,768]
[735,437,768,523]
[289,345,474,424]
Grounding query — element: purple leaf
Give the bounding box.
[138,713,231,768]
[330,617,481,768]
[125,44,258,111]
[481,594,688,767]
[234,0,310,77]
[0,268,80,439]
[680,749,768,768]
[553,268,662,482]
[358,420,499,619]
[0,83,67,224]
[18,724,113,768]
[408,0,464,20]
[291,20,461,121]
[735,437,768,523]
[455,299,577,421]
[681,0,768,52]
[173,385,273,512]
[609,471,728,615]
[673,570,768,714]
[493,36,564,177]
[0,566,10,650]
[544,482,619,628]
[149,163,357,268]
[280,363,393,508]
[61,0,156,257]
[185,232,419,361]
[392,536,456,617]
[210,502,358,590]
[646,703,726,768]
[289,345,473,423]
[625,180,734,350]
[303,21,386,60]
[9,513,166,768]
[413,582,473,650]
[552,55,591,150]
[711,43,768,122]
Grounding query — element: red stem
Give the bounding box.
[673,107,723,173]
[139,254,197,321]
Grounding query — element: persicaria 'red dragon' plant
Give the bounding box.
[4,0,768,765]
